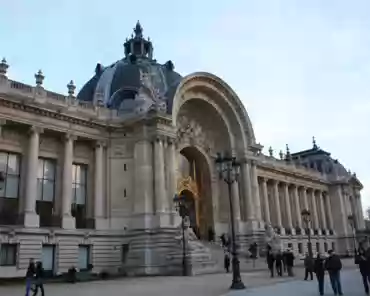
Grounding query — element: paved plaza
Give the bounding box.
[0,264,365,296]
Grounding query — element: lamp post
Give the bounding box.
[173,194,190,276]
[301,209,313,258]
[348,214,357,256]
[215,152,245,290]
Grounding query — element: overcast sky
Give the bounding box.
[1,1,369,211]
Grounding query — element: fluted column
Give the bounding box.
[94,141,105,229]
[324,192,334,230]
[154,137,168,222]
[272,180,282,229]
[241,161,254,220]
[24,126,43,227]
[302,186,309,210]
[261,177,270,224]
[309,189,319,231]
[318,190,327,231]
[283,183,293,230]
[250,160,262,221]
[293,185,302,229]
[61,133,76,229]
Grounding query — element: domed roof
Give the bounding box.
[77,21,182,115]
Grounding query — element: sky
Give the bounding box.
[1,1,369,211]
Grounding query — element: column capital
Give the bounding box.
[259,176,268,183]
[271,179,279,186]
[29,126,44,135]
[64,132,77,141]
[95,140,107,148]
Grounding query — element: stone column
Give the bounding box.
[283,182,293,231]
[293,185,302,229]
[24,126,43,227]
[133,139,154,228]
[324,192,334,230]
[309,189,319,231]
[272,180,283,231]
[154,137,169,225]
[231,181,241,221]
[318,190,327,231]
[261,177,270,224]
[61,133,76,229]
[250,160,262,221]
[94,141,105,229]
[302,187,309,211]
[241,161,254,220]
[356,193,365,229]
[167,139,177,214]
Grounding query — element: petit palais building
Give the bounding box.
[0,22,365,278]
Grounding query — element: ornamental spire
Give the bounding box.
[123,21,153,60]
[134,20,143,38]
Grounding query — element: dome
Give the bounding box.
[77,21,182,115]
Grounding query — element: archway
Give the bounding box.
[177,146,214,240]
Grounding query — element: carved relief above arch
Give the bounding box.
[171,72,257,153]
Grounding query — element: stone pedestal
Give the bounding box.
[23,212,40,228]
[61,215,75,230]
[94,218,108,230]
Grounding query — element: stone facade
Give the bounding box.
[0,23,365,278]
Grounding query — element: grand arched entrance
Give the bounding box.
[177,146,214,240]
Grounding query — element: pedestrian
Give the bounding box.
[32,261,45,296]
[224,251,231,273]
[356,247,370,294]
[314,253,325,296]
[282,249,288,274]
[325,249,343,296]
[304,253,314,280]
[285,249,295,277]
[275,250,283,277]
[208,227,214,242]
[25,258,35,296]
[267,250,275,278]
[220,233,226,247]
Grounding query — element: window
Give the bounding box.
[37,158,56,202]
[0,244,17,266]
[121,244,129,264]
[72,164,88,229]
[72,164,87,205]
[0,152,20,199]
[78,245,90,270]
[124,163,127,171]
[316,242,320,253]
[324,242,328,253]
[298,243,303,254]
[332,242,336,251]
[0,152,21,225]
[124,188,127,198]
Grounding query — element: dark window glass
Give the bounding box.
[0,244,17,266]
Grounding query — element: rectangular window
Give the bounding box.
[78,245,90,270]
[0,244,17,266]
[37,158,56,202]
[0,152,20,199]
[324,242,328,253]
[72,164,87,205]
[332,242,336,251]
[316,242,320,253]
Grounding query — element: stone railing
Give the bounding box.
[0,76,118,121]
[257,153,326,181]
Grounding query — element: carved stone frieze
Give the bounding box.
[176,115,215,154]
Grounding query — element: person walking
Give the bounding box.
[25,258,35,296]
[325,250,343,296]
[267,250,275,278]
[304,253,314,280]
[224,251,231,273]
[32,261,45,296]
[314,253,326,296]
[275,250,283,277]
[285,249,295,277]
[356,247,370,294]
[282,249,288,274]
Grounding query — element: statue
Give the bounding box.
[265,224,283,255]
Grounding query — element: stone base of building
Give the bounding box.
[23,212,40,228]
[61,215,76,230]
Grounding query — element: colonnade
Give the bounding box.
[23,125,105,229]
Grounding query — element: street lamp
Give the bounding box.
[301,209,313,258]
[173,193,190,276]
[215,152,245,290]
[348,214,357,256]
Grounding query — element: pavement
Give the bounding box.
[0,259,363,296]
